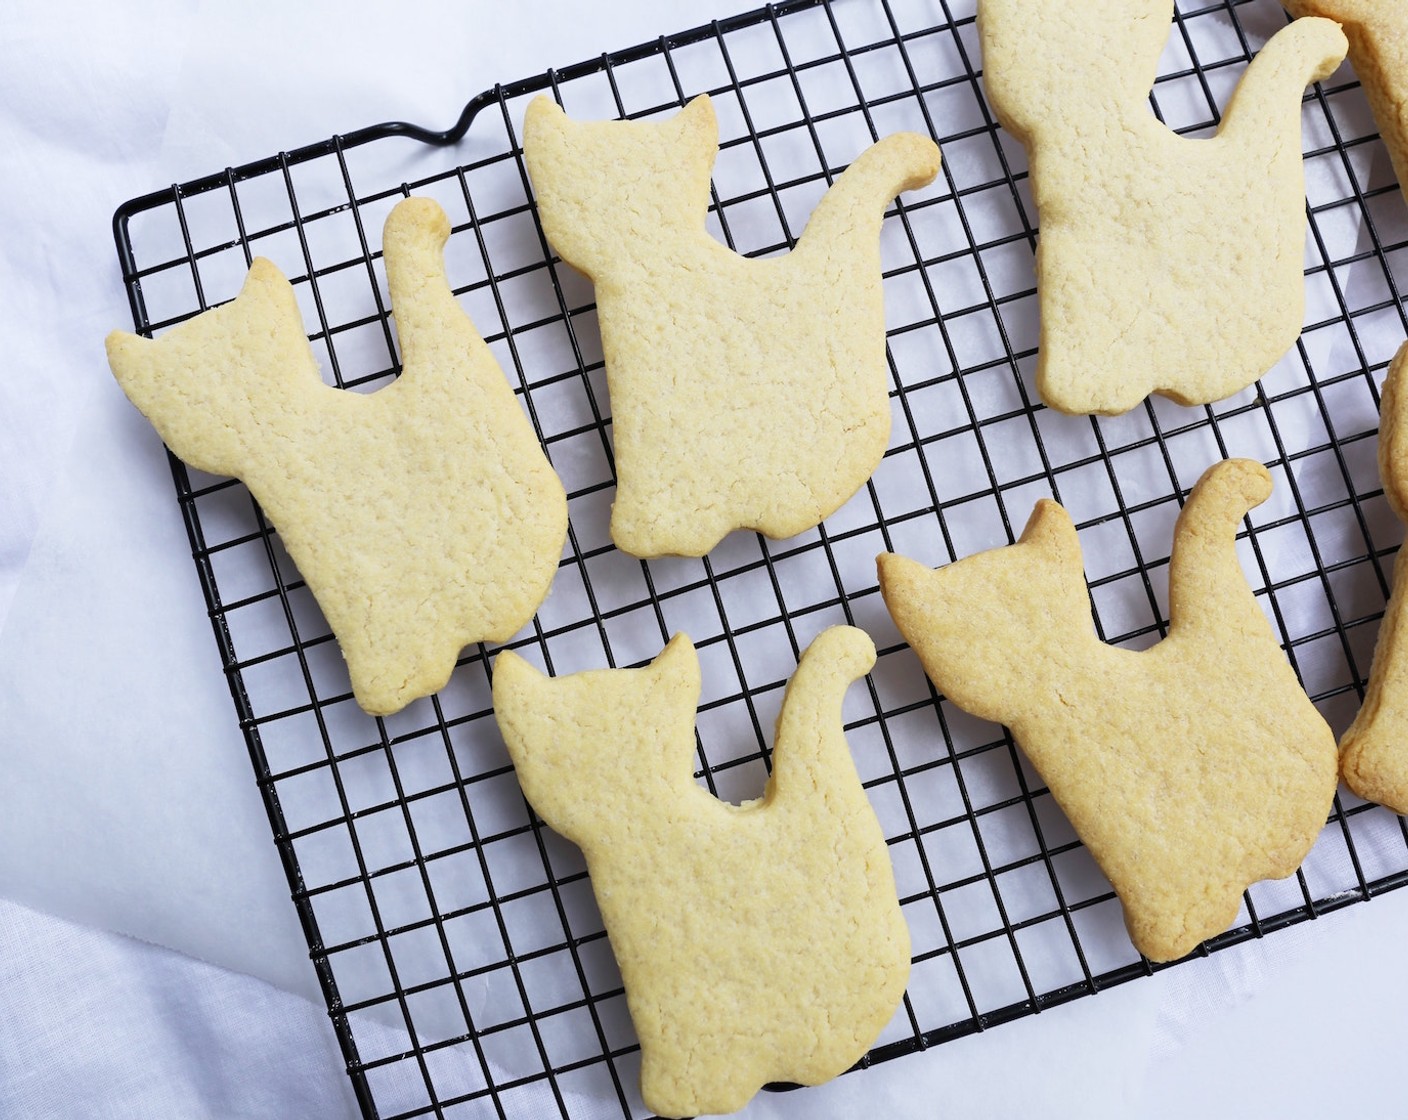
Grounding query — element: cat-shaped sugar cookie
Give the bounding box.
[879,459,1337,961]
[492,627,909,1117]
[524,94,941,557]
[1283,1,1408,205]
[107,197,567,716]
[979,0,1347,413]
[1339,343,1408,813]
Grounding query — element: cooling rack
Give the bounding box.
[111,0,1408,1116]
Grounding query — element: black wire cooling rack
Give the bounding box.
[111,0,1408,1116]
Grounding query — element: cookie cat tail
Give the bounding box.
[796,132,941,258]
[1340,343,1408,813]
[1289,2,1408,207]
[1217,17,1345,148]
[1166,459,1275,644]
[382,197,473,372]
[105,258,320,478]
[769,626,876,809]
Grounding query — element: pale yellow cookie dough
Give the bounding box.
[523,94,941,557]
[879,459,1338,961]
[492,626,909,1117]
[1284,0,1408,205]
[1339,342,1408,813]
[979,0,1347,413]
[107,197,567,716]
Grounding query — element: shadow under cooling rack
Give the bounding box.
[112,0,1408,1117]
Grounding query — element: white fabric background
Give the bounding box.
[2,1,1407,1117]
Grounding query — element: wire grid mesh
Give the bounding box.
[110,0,1408,1116]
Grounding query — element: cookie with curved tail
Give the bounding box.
[524,94,941,557]
[107,197,567,716]
[979,0,1346,413]
[1283,1,1408,206]
[492,626,909,1117]
[1340,343,1408,812]
[879,460,1337,961]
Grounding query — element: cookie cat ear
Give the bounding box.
[674,94,719,166]
[648,632,700,690]
[524,94,567,134]
[677,94,713,123]
[492,648,546,690]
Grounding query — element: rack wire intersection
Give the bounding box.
[112,0,1408,1116]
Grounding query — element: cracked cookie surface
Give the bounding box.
[524,93,940,557]
[979,0,1346,413]
[492,626,909,1116]
[107,197,567,715]
[879,459,1338,961]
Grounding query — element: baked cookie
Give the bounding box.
[107,197,568,716]
[492,626,909,1117]
[878,459,1338,961]
[523,94,941,557]
[1283,1,1408,205]
[1340,342,1408,813]
[978,0,1347,413]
